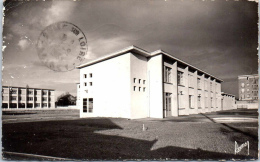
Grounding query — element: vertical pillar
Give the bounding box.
[212,79,216,112]
[40,89,42,108]
[184,66,189,115]
[171,61,178,117]
[193,70,198,114]
[200,74,205,113]
[17,88,19,109]
[47,90,49,108]
[25,88,27,109]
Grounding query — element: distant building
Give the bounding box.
[221,92,236,110]
[2,86,55,109]
[238,74,258,101]
[237,74,258,109]
[76,46,237,119]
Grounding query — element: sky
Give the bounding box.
[2,0,258,99]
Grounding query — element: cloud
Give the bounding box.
[17,39,30,50]
[41,1,77,26]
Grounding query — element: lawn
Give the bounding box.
[2,116,258,160]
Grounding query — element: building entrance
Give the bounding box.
[164,93,172,117]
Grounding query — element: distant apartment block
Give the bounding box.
[2,86,55,109]
[238,74,258,101]
[76,46,237,119]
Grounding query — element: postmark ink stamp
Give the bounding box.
[36,21,87,72]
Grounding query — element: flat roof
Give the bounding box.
[2,86,55,91]
[221,92,236,97]
[238,74,259,78]
[77,45,223,82]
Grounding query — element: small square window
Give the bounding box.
[139,79,141,84]
[84,82,87,86]
[133,86,136,91]
[89,82,93,86]
[134,78,136,83]
[90,73,93,78]
[84,74,87,78]
[143,80,146,84]
[143,87,146,92]
[139,87,141,91]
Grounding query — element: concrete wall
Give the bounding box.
[148,54,163,118]
[130,53,149,119]
[79,53,131,118]
[222,94,236,110]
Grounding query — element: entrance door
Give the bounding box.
[164,93,172,117]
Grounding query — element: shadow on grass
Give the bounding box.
[2,118,256,160]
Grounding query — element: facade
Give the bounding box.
[221,93,236,110]
[77,46,234,119]
[238,74,258,101]
[2,86,55,109]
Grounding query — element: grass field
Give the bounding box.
[2,109,258,160]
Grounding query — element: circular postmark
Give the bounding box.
[36,21,87,71]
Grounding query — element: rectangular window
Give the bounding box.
[34,97,37,101]
[143,87,146,92]
[35,103,40,107]
[89,82,93,86]
[11,90,17,94]
[164,66,172,83]
[205,97,208,108]
[42,91,47,95]
[28,90,33,95]
[139,79,141,84]
[177,71,184,85]
[42,97,47,101]
[205,81,208,90]
[165,93,172,111]
[89,98,93,113]
[198,96,201,108]
[133,78,136,83]
[143,80,146,84]
[189,95,194,108]
[188,74,193,88]
[197,78,201,89]
[139,87,141,91]
[49,97,51,101]
[84,82,87,86]
[83,98,87,112]
[84,74,87,78]
[211,97,213,108]
[89,73,93,78]
[49,103,51,107]
[2,96,7,101]
[11,96,16,100]
[133,86,136,91]
[43,103,47,107]
[28,97,33,101]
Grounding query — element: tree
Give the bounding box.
[56,92,76,106]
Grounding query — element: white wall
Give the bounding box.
[130,53,149,119]
[79,53,131,118]
[148,55,163,118]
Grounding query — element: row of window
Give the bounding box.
[3,96,51,101]
[84,82,93,86]
[241,89,258,94]
[133,78,146,84]
[178,94,216,108]
[133,86,146,92]
[3,90,52,95]
[2,103,51,108]
[83,98,93,113]
[83,73,93,78]
[175,70,219,91]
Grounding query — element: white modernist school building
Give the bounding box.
[77,46,235,119]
